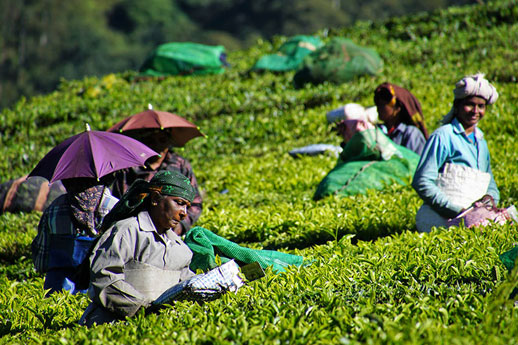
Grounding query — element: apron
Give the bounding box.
[79,261,184,327]
[416,163,490,232]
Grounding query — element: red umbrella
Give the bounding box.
[29,128,159,183]
[108,109,204,147]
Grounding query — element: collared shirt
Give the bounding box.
[412,118,499,217]
[387,122,426,155]
[111,151,202,234]
[89,211,194,318]
[31,187,118,273]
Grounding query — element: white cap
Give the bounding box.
[364,106,379,124]
[326,103,378,124]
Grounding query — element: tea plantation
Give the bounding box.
[2,1,518,344]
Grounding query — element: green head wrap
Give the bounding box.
[100,170,195,232]
[147,170,196,202]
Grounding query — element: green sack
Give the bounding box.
[294,37,383,88]
[139,42,227,77]
[184,227,304,273]
[500,246,518,272]
[313,128,420,200]
[252,35,323,72]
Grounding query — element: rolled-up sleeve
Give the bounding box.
[412,132,463,218]
[480,141,500,204]
[487,165,500,204]
[90,227,151,318]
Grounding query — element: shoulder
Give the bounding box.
[38,194,72,229]
[109,216,140,236]
[106,211,154,238]
[96,215,141,250]
[44,193,68,210]
[399,123,424,138]
[429,123,455,139]
[164,151,189,165]
[163,152,194,173]
[474,126,485,140]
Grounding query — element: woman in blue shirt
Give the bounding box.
[412,74,499,232]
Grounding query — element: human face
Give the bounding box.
[135,129,174,153]
[375,101,400,128]
[150,194,190,233]
[456,96,486,134]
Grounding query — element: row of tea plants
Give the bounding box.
[1,0,518,343]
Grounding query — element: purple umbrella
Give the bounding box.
[29,129,159,183]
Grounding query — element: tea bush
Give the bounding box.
[1,1,518,344]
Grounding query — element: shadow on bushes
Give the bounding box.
[0,319,80,338]
[261,223,409,251]
[0,242,32,265]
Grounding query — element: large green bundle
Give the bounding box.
[0,176,65,214]
[139,42,227,77]
[294,37,383,88]
[251,35,323,72]
[500,246,518,272]
[314,128,419,200]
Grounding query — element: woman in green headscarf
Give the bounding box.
[80,170,201,326]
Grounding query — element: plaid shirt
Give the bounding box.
[111,151,202,233]
[31,188,118,273]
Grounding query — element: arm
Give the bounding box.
[89,226,151,318]
[485,153,500,205]
[411,132,463,218]
[32,210,50,272]
[402,126,426,156]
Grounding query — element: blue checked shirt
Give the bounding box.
[31,188,118,273]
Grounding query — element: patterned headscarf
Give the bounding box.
[374,82,429,139]
[62,178,107,237]
[442,73,498,124]
[100,170,195,232]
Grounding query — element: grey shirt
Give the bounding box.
[88,211,195,318]
[388,122,426,156]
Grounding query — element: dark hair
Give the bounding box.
[374,88,411,124]
[61,174,116,194]
[374,87,394,105]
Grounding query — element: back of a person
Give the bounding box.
[387,122,426,156]
[32,187,118,294]
[32,194,92,294]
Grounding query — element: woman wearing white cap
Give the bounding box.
[314,103,420,200]
[412,73,500,232]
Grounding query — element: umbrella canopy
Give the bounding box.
[29,130,159,183]
[107,110,204,147]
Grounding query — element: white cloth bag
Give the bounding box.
[416,163,490,232]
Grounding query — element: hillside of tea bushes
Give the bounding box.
[2,1,518,344]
